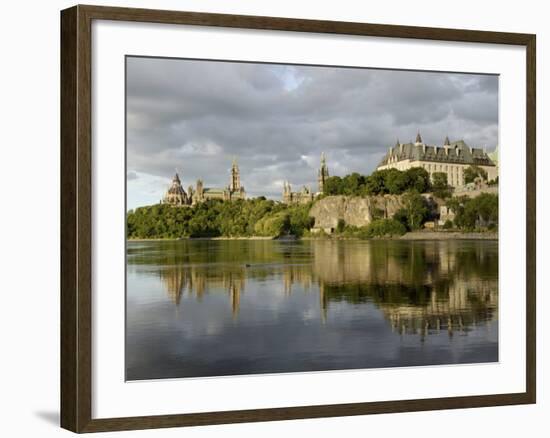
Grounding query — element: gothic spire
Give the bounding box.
[318,152,329,193]
[415,131,422,144]
[230,157,241,191]
[444,135,451,146]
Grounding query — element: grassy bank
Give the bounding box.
[128,231,497,242]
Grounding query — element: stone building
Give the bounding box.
[282,153,329,204]
[438,205,455,226]
[193,158,246,203]
[162,173,189,206]
[376,133,497,188]
[282,182,315,204]
[161,158,246,206]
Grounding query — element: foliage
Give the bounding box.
[446,193,498,230]
[405,167,432,194]
[463,165,488,184]
[341,219,406,239]
[254,211,290,237]
[442,219,454,229]
[323,167,431,196]
[287,203,316,236]
[394,191,429,230]
[432,172,448,189]
[363,219,407,238]
[324,173,368,196]
[127,198,314,239]
[431,172,452,199]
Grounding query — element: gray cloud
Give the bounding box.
[127,171,138,181]
[126,57,498,207]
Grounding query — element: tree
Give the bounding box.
[288,203,315,236]
[364,171,387,195]
[432,172,447,191]
[323,176,343,195]
[322,168,431,197]
[405,167,431,193]
[341,172,366,195]
[254,211,290,237]
[463,165,488,184]
[470,193,498,225]
[431,172,452,199]
[384,168,411,194]
[362,219,406,238]
[446,194,498,230]
[397,191,429,230]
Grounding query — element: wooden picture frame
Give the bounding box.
[60,4,536,433]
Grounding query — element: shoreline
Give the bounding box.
[397,231,497,240]
[128,231,497,242]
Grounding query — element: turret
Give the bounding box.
[317,152,329,193]
[196,179,204,201]
[230,157,241,191]
[163,172,189,206]
[282,181,292,204]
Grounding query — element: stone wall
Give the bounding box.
[309,195,407,231]
[453,185,498,198]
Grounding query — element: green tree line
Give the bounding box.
[323,167,432,196]
[446,193,498,230]
[127,167,498,239]
[127,198,314,239]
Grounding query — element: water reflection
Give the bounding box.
[127,240,498,337]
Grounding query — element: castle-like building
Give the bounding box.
[162,158,246,207]
[282,153,329,204]
[282,182,314,204]
[376,133,497,188]
[162,173,190,206]
[161,133,497,208]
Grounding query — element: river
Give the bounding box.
[126,239,498,380]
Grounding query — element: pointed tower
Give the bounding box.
[195,178,204,204]
[317,152,329,193]
[415,131,423,144]
[163,173,189,206]
[444,135,451,146]
[282,181,292,204]
[229,157,241,192]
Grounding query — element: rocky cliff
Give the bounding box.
[309,195,407,230]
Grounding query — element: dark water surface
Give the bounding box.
[126,239,498,380]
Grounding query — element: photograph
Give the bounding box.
[125,56,500,381]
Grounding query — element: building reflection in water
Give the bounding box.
[158,265,245,318]
[129,240,498,337]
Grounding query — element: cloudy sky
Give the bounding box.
[126,56,498,209]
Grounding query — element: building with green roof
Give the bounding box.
[376,132,497,188]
